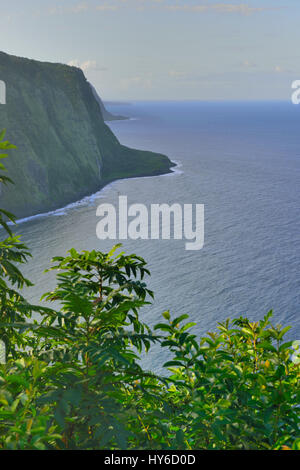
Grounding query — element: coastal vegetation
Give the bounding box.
[0,133,299,450]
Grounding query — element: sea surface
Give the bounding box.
[13,101,300,370]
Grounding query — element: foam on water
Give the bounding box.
[12,161,181,226]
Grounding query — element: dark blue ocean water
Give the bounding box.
[15,101,300,369]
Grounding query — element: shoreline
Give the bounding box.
[13,160,182,226]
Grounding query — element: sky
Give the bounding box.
[0,0,299,100]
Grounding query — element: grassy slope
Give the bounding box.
[0,52,174,218]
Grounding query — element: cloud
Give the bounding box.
[241,60,257,69]
[95,0,160,12]
[120,75,153,90]
[168,70,187,79]
[67,59,107,72]
[273,65,294,74]
[96,4,118,11]
[47,2,89,15]
[165,3,283,16]
[70,2,89,13]
[47,1,283,16]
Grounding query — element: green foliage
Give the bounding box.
[155,313,299,449]
[0,133,299,449]
[0,131,53,360]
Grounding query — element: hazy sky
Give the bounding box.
[1,0,299,100]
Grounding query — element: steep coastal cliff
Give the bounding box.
[0,52,174,218]
[89,82,127,121]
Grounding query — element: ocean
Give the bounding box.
[13,101,300,370]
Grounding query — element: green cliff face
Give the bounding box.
[89,82,128,121]
[0,51,174,218]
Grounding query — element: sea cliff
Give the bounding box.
[0,51,174,218]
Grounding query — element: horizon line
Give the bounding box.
[103,98,293,104]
